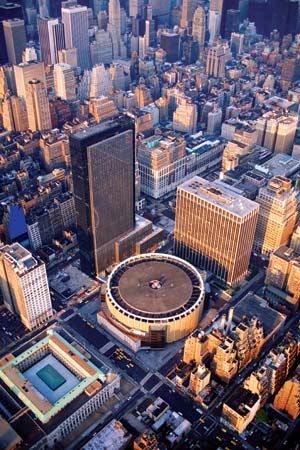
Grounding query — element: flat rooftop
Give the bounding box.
[118,260,193,314]
[0,330,105,424]
[233,293,286,337]
[259,153,300,177]
[108,255,203,318]
[82,419,132,450]
[178,176,259,217]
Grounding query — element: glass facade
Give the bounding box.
[70,116,135,275]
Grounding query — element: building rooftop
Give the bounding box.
[82,419,132,450]
[233,293,286,337]
[224,387,259,417]
[178,176,259,217]
[258,153,300,178]
[0,330,106,424]
[0,243,38,275]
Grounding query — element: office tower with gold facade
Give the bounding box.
[254,177,298,256]
[174,176,259,286]
[25,79,52,132]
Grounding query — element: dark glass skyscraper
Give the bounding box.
[69,115,135,276]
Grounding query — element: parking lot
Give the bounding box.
[104,345,147,383]
[67,314,109,349]
[0,308,27,347]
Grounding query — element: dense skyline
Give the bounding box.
[0,0,300,449]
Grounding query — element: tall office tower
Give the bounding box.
[192,6,206,47]
[97,10,108,29]
[3,19,26,65]
[208,0,223,44]
[290,224,300,254]
[129,0,144,17]
[37,17,65,66]
[54,63,77,101]
[206,45,226,78]
[58,48,78,68]
[160,31,180,63]
[254,177,298,256]
[2,95,28,132]
[180,0,198,30]
[14,61,46,99]
[90,64,112,97]
[224,9,239,38]
[256,114,297,155]
[273,366,300,420]
[69,115,135,275]
[281,57,300,91]
[0,2,24,64]
[230,32,244,56]
[0,243,53,330]
[62,5,91,70]
[220,0,239,37]
[174,176,259,286]
[90,29,113,65]
[108,0,121,36]
[207,109,222,135]
[173,98,198,134]
[25,79,52,132]
[249,0,290,37]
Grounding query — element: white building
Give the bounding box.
[0,243,53,330]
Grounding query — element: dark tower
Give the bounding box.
[69,115,135,276]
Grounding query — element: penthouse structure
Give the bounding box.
[174,176,259,286]
[0,243,52,330]
[137,132,225,199]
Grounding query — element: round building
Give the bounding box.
[104,254,205,348]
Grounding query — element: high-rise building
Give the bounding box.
[290,224,300,254]
[0,2,24,64]
[0,243,53,330]
[189,364,211,396]
[183,330,209,365]
[108,0,121,36]
[58,48,78,67]
[69,115,135,275]
[54,63,77,101]
[173,97,198,134]
[207,109,222,135]
[14,61,46,99]
[230,32,244,56]
[2,95,28,132]
[160,31,180,63]
[62,4,91,69]
[273,365,300,420]
[254,177,298,256]
[25,79,52,132]
[174,176,259,286]
[256,113,298,155]
[129,0,144,17]
[206,44,226,78]
[208,0,223,44]
[224,8,239,38]
[180,0,199,30]
[221,387,260,433]
[220,0,239,37]
[37,17,65,66]
[89,64,112,98]
[3,19,26,65]
[192,6,206,47]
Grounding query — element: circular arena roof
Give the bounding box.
[107,254,204,321]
